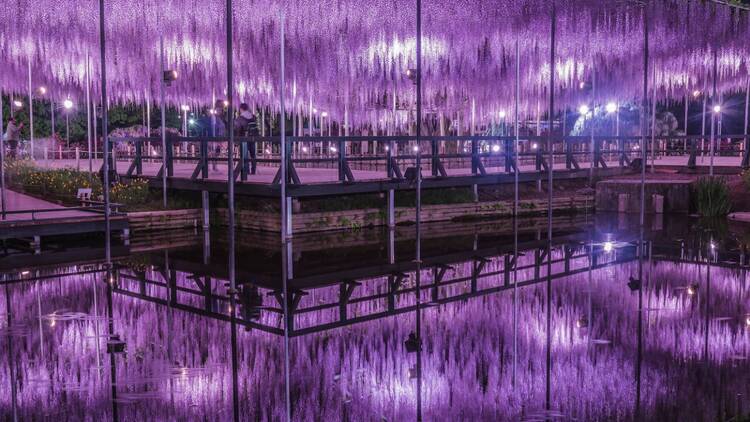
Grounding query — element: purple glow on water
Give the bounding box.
[2,249,749,420]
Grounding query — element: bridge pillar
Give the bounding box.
[284,197,295,238]
[387,190,395,228]
[202,190,210,230]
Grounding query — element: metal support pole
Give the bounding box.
[743,78,750,168]
[160,36,168,208]
[1,95,5,220]
[683,92,689,152]
[650,67,656,173]
[202,190,210,230]
[86,53,93,175]
[28,61,34,159]
[545,2,556,413]
[710,49,718,176]
[51,100,55,136]
[277,12,293,422]
[415,0,424,420]
[99,0,111,264]
[227,0,236,288]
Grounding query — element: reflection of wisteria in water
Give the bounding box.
[1,256,749,421]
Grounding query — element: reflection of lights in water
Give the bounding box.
[412,146,419,152]
[21,270,30,276]
[330,146,337,153]
[531,143,538,150]
[575,317,588,329]
[49,319,56,327]
[302,146,309,153]
[686,284,698,296]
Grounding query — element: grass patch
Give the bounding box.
[692,176,731,217]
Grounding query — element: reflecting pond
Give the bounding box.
[1,214,750,421]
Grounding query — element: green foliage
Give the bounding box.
[693,176,731,217]
[5,160,151,208]
[111,179,149,205]
[1,95,182,145]
[741,168,750,191]
[6,159,100,198]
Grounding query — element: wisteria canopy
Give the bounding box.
[1,0,749,124]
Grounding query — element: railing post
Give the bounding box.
[535,143,543,172]
[688,136,697,168]
[338,138,345,182]
[386,140,393,178]
[166,138,174,177]
[471,137,478,175]
[565,137,573,169]
[742,134,750,169]
[431,138,439,176]
[240,139,249,181]
[201,138,209,178]
[594,137,601,168]
[618,136,625,167]
[75,147,80,170]
[135,139,143,175]
[504,138,513,173]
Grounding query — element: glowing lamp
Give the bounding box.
[21,270,30,276]
[579,81,586,89]
[12,100,23,108]
[579,105,590,115]
[37,86,47,95]
[302,146,309,153]
[63,99,74,109]
[321,111,328,118]
[692,90,701,98]
[603,241,614,252]
[687,284,698,296]
[180,104,190,112]
[712,105,721,113]
[605,102,617,114]
[223,100,229,108]
[412,145,419,152]
[531,143,538,150]
[313,108,318,114]
[498,111,506,119]
[491,144,501,153]
[163,70,178,85]
[330,146,337,153]
[188,118,195,125]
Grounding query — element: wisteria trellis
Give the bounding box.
[0,0,749,127]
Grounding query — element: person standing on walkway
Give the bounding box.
[234,103,259,174]
[212,100,228,172]
[4,117,23,159]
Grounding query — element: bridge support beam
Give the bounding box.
[202,190,210,230]
[387,190,395,229]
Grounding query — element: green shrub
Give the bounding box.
[5,161,150,207]
[741,168,750,191]
[110,179,150,206]
[693,176,731,217]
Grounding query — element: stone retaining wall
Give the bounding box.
[215,195,593,233]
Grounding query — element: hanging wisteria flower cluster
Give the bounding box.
[0,0,748,127]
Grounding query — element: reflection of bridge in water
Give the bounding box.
[6,215,742,338]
